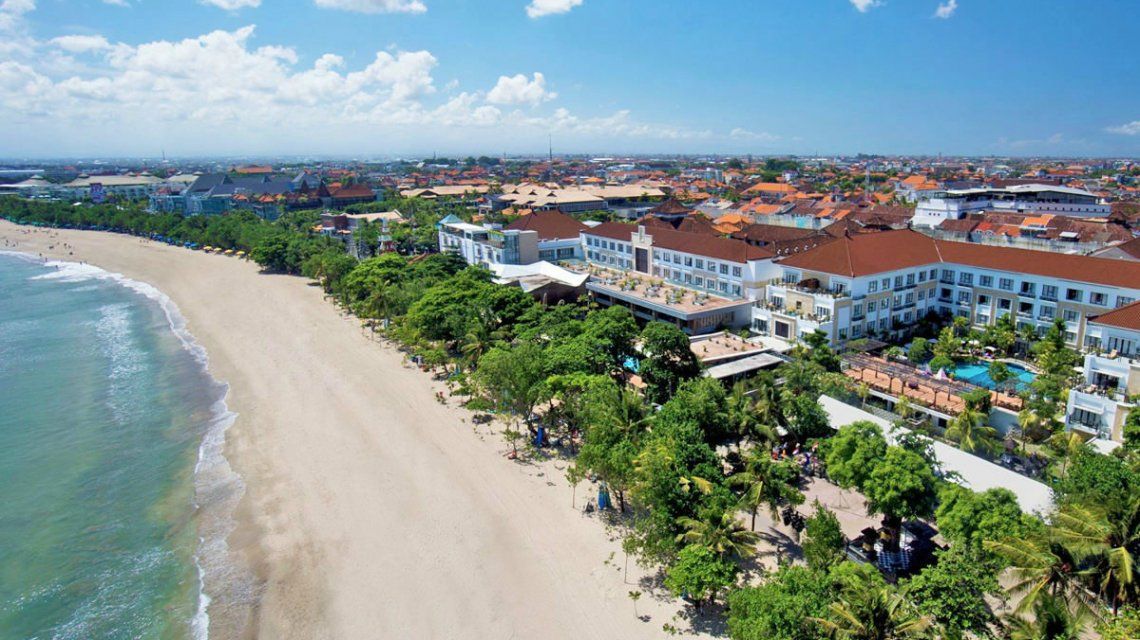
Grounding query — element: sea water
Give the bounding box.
[0,252,244,640]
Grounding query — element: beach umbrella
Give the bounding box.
[934,368,948,381]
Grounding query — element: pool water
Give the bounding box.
[951,361,1036,391]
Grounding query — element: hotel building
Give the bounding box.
[752,229,1140,349]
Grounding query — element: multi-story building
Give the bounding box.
[502,211,588,262]
[913,184,1109,228]
[1065,303,1140,443]
[580,222,780,334]
[437,216,540,267]
[752,229,1140,347]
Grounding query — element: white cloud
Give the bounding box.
[730,128,779,143]
[0,22,715,155]
[934,0,957,19]
[314,0,426,14]
[1107,121,1140,136]
[486,72,556,106]
[526,0,582,19]
[102,0,130,6]
[849,0,881,13]
[50,34,113,53]
[201,0,261,9]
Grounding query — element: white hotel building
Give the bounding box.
[912,184,1109,228]
[751,229,1140,349]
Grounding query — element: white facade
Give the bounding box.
[913,184,1109,227]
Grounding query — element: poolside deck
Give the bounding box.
[844,354,1022,415]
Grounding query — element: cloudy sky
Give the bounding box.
[1,0,1138,158]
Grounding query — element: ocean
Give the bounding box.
[0,252,245,640]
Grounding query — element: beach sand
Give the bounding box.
[0,220,701,640]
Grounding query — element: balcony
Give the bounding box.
[768,278,849,299]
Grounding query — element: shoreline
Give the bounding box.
[0,220,700,640]
[0,247,254,639]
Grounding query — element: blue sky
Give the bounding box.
[1,0,1139,157]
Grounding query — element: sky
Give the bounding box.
[0,0,1138,158]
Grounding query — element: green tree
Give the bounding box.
[803,330,841,372]
[1052,499,1140,614]
[935,485,1038,551]
[785,394,831,441]
[907,338,931,362]
[988,361,1013,393]
[676,510,761,560]
[728,450,804,531]
[903,546,1000,639]
[802,501,846,571]
[1003,594,1089,640]
[574,380,647,512]
[664,544,738,609]
[812,585,931,640]
[726,566,831,640]
[1098,606,1140,640]
[945,407,1000,455]
[639,321,701,405]
[475,342,549,442]
[863,447,938,522]
[823,421,888,490]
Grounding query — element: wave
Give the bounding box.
[9,252,250,640]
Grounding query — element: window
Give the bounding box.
[868,280,879,293]
[906,293,915,305]
[999,278,1013,291]
[672,253,681,265]
[1041,285,1058,301]
[732,284,742,297]
[853,304,864,317]
[941,269,955,283]
[1019,301,1034,316]
[999,298,1012,310]
[918,271,927,283]
[979,275,993,288]
[1021,282,1036,297]
[929,269,938,280]
[1063,309,1079,323]
[958,291,971,304]
[684,256,692,267]
[918,290,925,301]
[695,259,704,270]
[732,266,742,278]
[1040,306,1055,319]
[977,294,990,306]
[1066,289,1082,302]
[1118,296,1136,307]
[720,264,729,275]
[940,288,952,300]
[959,273,973,286]
[1090,292,1107,306]
[894,276,904,289]
[694,276,704,286]
[867,300,877,312]
[881,278,890,290]
[906,273,916,286]
[708,261,718,272]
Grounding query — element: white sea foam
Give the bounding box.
[11,252,249,640]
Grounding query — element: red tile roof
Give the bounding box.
[1090,300,1140,331]
[504,210,586,240]
[585,222,774,263]
[779,229,1140,289]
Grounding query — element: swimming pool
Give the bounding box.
[951,361,1036,391]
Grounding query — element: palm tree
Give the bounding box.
[1053,500,1140,615]
[752,374,785,428]
[946,407,1000,455]
[895,395,915,422]
[984,536,1099,619]
[857,382,872,409]
[726,384,775,444]
[1003,593,1090,640]
[1047,431,1088,476]
[675,510,761,560]
[811,587,932,639]
[727,450,804,531]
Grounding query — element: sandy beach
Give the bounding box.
[0,220,699,640]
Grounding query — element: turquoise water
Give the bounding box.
[0,253,234,640]
[951,361,1037,391]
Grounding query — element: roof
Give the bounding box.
[1089,300,1140,331]
[743,182,797,195]
[584,222,774,263]
[489,261,590,288]
[780,228,1140,289]
[503,210,587,240]
[818,395,1051,514]
[779,229,939,277]
[330,184,375,199]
